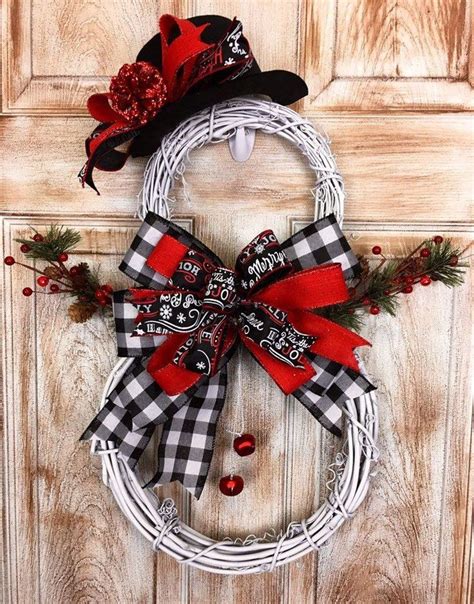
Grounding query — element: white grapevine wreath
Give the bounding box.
[90,98,379,574]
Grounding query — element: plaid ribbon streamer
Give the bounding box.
[81,212,375,498]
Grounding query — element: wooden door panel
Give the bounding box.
[0,115,472,224]
[302,0,473,110]
[2,215,471,601]
[2,0,473,602]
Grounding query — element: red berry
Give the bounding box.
[32,233,44,242]
[404,275,415,285]
[101,284,114,295]
[219,474,244,497]
[433,236,443,245]
[95,288,106,300]
[20,244,31,253]
[362,297,371,306]
[420,248,431,258]
[37,276,49,287]
[369,305,380,315]
[58,253,68,262]
[69,266,80,276]
[402,285,413,294]
[50,284,60,293]
[22,287,33,297]
[4,256,15,265]
[449,255,459,266]
[372,245,382,255]
[420,276,431,286]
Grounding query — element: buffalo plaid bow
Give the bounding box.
[81,213,375,498]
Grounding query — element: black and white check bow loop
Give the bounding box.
[81,212,375,498]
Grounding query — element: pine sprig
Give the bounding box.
[319,236,467,332]
[16,225,81,262]
[6,226,113,323]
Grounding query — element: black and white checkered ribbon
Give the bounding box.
[81,212,375,498]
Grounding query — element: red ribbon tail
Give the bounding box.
[148,334,201,395]
[240,334,316,395]
[287,310,370,372]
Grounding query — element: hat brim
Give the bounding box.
[129,69,308,157]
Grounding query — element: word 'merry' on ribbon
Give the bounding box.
[81,213,375,498]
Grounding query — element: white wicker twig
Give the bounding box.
[91,97,379,574]
[139,97,345,224]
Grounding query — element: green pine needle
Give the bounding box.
[15,225,81,262]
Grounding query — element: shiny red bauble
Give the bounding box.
[233,433,256,457]
[50,284,60,293]
[4,256,15,265]
[402,285,413,294]
[371,245,382,255]
[20,244,31,253]
[369,305,380,315]
[37,276,49,287]
[420,248,431,258]
[101,284,114,295]
[433,235,443,245]
[32,233,44,242]
[22,287,33,297]
[58,253,68,262]
[420,276,431,286]
[219,474,244,497]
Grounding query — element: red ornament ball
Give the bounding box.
[362,297,371,306]
[37,276,49,287]
[110,62,167,126]
[420,276,431,286]
[371,245,382,255]
[101,284,114,295]
[32,233,44,242]
[95,288,107,300]
[4,256,15,265]
[420,248,431,258]
[50,284,60,293]
[219,474,244,497]
[433,235,443,245]
[404,275,415,285]
[22,287,33,297]
[58,253,68,262]
[20,244,31,253]
[449,255,459,266]
[369,305,381,315]
[69,266,80,276]
[402,285,413,294]
[233,434,256,457]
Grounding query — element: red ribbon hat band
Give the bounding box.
[79,14,308,192]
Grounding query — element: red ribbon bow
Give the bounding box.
[129,240,369,398]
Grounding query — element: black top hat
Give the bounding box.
[80,14,308,192]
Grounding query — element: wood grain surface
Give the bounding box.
[1,1,473,603]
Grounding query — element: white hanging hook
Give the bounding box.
[228,126,256,162]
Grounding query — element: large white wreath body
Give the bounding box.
[90,99,379,574]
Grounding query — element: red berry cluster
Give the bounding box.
[346,235,458,318]
[4,231,114,317]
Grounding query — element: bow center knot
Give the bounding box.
[202,268,239,315]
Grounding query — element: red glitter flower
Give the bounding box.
[109,62,167,126]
